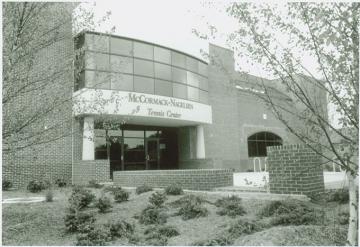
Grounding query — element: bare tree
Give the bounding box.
[195,2,358,245]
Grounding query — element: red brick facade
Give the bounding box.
[267,144,325,196]
[72,160,111,185]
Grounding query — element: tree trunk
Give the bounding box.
[346,171,358,246]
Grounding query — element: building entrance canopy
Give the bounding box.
[73,89,212,126]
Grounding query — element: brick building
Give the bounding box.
[3,4,327,188]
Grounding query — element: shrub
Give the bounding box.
[258,200,323,226]
[227,219,263,237]
[95,195,112,213]
[164,184,183,195]
[68,186,95,209]
[75,225,112,246]
[2,179,12,191]
[193,236,233,246]
[107,220,134,239]
[327,189,349,204]
[215,195,246,216]
[177,195,208,220]
[170,194,205,208]
[45,189,54,202]
[136,185,153,195]
[88,179,103,189]
[338,211,349,225]
[27,180,46,193]
[138,205,167,225]
[144,225,180,238]
[113,189,129,203]
[103,185,122,193]
[42,180,52,189]
[149,192,167,207]
[64,208,96,233]
[55,178,67,188]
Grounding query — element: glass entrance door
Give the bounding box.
[146,139,159,170]
[109,136,122,179]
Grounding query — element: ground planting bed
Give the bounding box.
[2,186,349,246]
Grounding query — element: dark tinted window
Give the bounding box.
[134,59,154,77]
[172,67,187,84]
[187,86,199,101]
[171,52,186,68]
[154,63,171,80]
[110,37,133,56]
[155,79,172,97]
[85,33,109,52]
[247,132,283,157]
[154,46,171,63]
[173,83,187,99]
[85,70,111,89]
[110,55,133,73]
[134,42,153,60]
[111,73,133,91]
[85,52,109,71]
[134,76,154,94]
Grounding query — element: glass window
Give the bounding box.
[134,42,153,60]
[110,55,133,73]
[85,52,109,71]
[198,62,208,77]
[154,63,171,80]
[85,70,111,89]
[110,37,133,56]
[134,76,154,94]
[199,76,208,91]
[146,131,158,138]
[172,67,187,84]
[199,90,208,104]
[171,52,186,68]
[124,130,144,138]
[134,59,154,77]
[186,57,198,73]
[187,86,199,101]
[187,71,199,87]
[111,73,133,91]
[154,46,171,63]
[85,33,109,52]
[95,134,108,159]
[173,83,187,99]
[247,132,283,157]
[155,79,172,97]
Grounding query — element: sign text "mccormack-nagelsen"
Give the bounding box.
[128,93,193,110]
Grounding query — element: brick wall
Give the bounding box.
[113,169,233,191]
[72,160,111,185]
[267,144,325,196]
[2,3,75,189]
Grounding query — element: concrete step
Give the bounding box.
[214,186,266,193]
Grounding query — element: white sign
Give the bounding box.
[73,89,212,124]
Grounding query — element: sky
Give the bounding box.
[76,0,340,127]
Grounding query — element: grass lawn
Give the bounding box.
[2,186,348,246]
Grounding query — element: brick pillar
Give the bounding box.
[196,125,205,159]
[267,144,325,196]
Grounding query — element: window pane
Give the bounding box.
[171,52,185,68]
[146,131,158,138]
[187,86,199,101]
[199,62,208,77]
[124,130,144,138]
[85,33,109,52]
[155,79,172,97]
[154,46,171,63]
[199,76,208,91]
[110,37,133,56]
[134,76,154,94]
[85,70,111,89]
[134,42,153,59]
[199,90,208,104]
[154,63,171,80]
[111,73,133,91]
[248,141,257,157]
[186,57,198,73]
[134,59,154,77]
[173,83,187,99]
[187,71,199,87]
[110,55,133,73]
[95,133,108,160]
[172,67,187,84]
[85,52,109,71]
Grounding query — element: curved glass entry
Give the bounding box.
[95,125,178,179]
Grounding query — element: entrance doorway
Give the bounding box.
[108,126,178,178]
